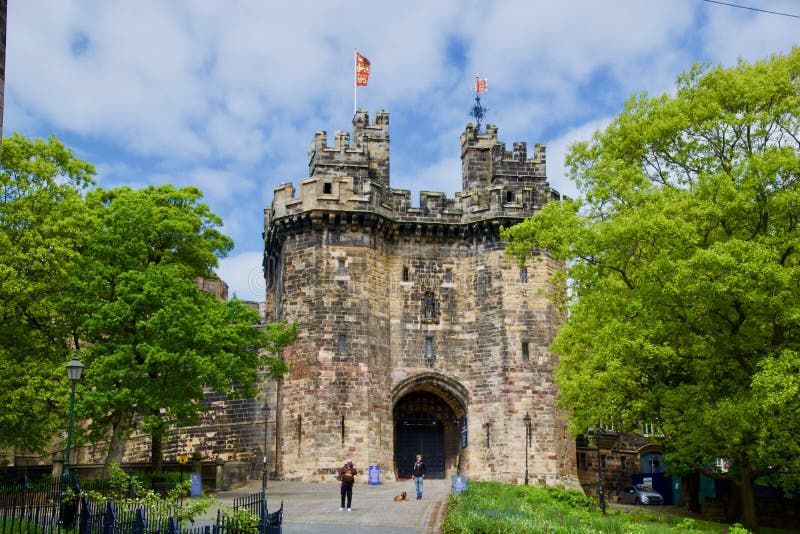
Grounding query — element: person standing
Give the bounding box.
[338,460,357,511]
[411,454,426,500]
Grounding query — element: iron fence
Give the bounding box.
[0,476,282,534]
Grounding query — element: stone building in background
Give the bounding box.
[262,109,579,485]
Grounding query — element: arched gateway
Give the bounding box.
[261,109,580,487]
[393,373,468,479]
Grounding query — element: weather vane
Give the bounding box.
[470,74,488,132]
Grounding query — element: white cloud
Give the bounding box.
[6,0,797,303]
[217,251,265,302]
[545,117,613,201]
[701,2,799,66]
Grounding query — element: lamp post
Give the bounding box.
[595,427,606,515]
[260,402,271,532]
[64,356,84,478]
[523,413,532,486]
[262,403,271,494]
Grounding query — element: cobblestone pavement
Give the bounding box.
[208,478,451,534]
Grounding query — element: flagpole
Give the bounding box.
[354,49,357,115]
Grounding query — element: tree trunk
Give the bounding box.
[738,466,759,533]
[151,431,163,473]
[681,473,701,513]
[102,419,127,476]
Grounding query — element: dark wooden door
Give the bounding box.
[394,392,450,479]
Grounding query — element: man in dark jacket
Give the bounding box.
[411,454,426,500]
[338,460,357,511]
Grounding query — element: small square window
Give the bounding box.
[522,342,529,362]
[338,335,346,353]
[323,182,332,194]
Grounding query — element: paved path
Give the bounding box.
[211,478,451,534]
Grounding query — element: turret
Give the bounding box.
[307,109,390,192]
[461,124,500,191]
[460,124,546,193]
[353,109,390,187]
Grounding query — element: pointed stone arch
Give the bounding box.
[392,373,469,479]
[392,372,469,417]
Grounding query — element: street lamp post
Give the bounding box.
[260,403,271,532]
[64,356,84,478]
[523,413,532,486]
[262,403,271,494]
[596,427,606,515]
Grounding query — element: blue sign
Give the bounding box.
[190,472,202,497]
[368,465,380,485]
[451,475,468,494]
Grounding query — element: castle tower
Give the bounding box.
[263,110,578,486]
[308,109,390,195]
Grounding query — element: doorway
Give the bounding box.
[394,391,452,478]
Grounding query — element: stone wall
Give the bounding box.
[60,378,279,481]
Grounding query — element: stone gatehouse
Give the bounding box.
[261,109,579,486]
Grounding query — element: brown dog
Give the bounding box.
[394,491,407,502]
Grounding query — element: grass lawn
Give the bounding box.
[439,482,790,534]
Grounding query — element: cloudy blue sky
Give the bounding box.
[5,1,797,300]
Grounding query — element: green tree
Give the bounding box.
[0,133,95,452]
[504,49,800,531]
[71,185,296,472]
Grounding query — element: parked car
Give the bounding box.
[618,485,664,505]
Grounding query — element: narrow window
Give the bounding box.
[601,455,606,470]
[402,266,410,282]
[338,335,346,353]
[444,269,453,283]
[506,190,514,203]
[579,453,588,470]
[620,456,627,473]
[425,337,434,367]
[522,342,529,362]
[323,182,332,194]
[520,267,528,283]
[338,258,345,275]
[297,415,302,446]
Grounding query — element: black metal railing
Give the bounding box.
[232,492,283,534]
[0,475,283,534]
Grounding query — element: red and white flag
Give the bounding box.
[356,52,371,86]
[474,76,487,93]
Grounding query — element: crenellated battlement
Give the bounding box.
[266,110,559,231]
[308,109,390,190]
[461,123,547,192]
